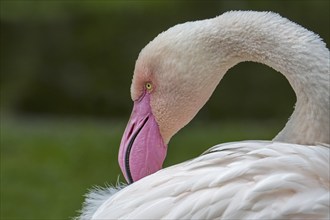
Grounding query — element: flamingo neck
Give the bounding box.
[204,12,329,145]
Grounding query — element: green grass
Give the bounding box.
[1,117,281,219]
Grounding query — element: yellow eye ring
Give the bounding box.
[145,82,153,91]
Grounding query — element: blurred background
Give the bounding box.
[1,0,329,219]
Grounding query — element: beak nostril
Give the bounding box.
[127,123,136,139]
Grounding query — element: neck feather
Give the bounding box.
[167,11,329,145]
[208,12,329,144]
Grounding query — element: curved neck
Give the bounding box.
[194,12,329,145]
[172,12,330,144]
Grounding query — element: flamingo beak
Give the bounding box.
[118,92,167,184]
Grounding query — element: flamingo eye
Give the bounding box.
[145,82,153,92]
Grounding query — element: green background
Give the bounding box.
[1,0,329,219]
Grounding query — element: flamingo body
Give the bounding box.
[81,141,329,219]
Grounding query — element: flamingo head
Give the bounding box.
[118,20,226,183]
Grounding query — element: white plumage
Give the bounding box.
[77,11,330,220]
[81,142,329,219]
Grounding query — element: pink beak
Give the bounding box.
[118,92,167,183]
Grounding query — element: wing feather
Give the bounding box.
[80,141,329,220]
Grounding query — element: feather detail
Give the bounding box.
[88,141,329,219]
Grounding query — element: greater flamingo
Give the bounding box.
[77,11,329,219]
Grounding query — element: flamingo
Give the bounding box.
[77,11,330,219]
